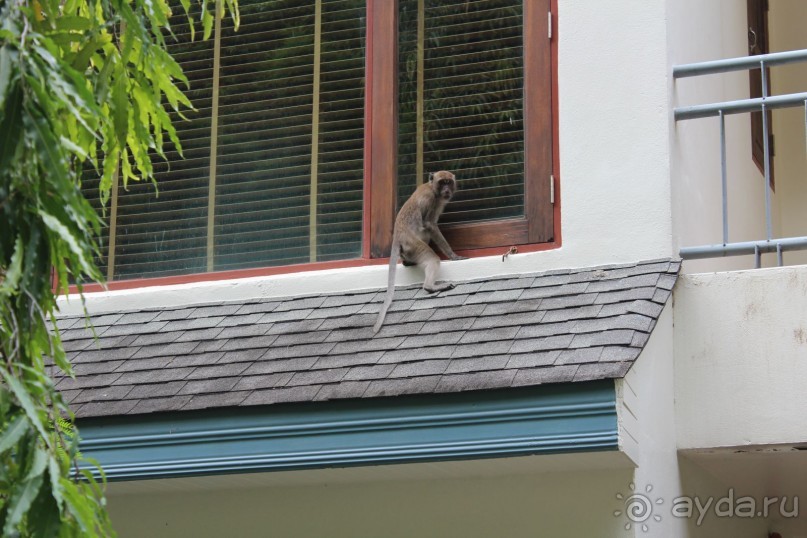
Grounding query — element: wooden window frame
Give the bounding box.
[367,0,557,257]
[73,0,559,293]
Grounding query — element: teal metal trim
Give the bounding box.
[78,381,618,481]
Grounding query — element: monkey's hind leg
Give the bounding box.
[421,250,455,294]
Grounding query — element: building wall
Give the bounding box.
[106,460,773,538]
[617,306,693,536]
[101,299,779,538]
[667,0,782,273]
[554,0,674,270]
[678,456,770,537]
[107,468,633,538]
[674,266,807,449]
[616,296,773,537]
[769,0,807,266]
[58,0,676,315]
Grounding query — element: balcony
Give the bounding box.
[673,48,807,270]
[672,46,807,444]
[674,265,807,450]
[672,47,807,537]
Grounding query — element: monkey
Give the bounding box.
[373,171,466,333]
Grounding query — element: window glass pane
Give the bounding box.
[398,0,524,225]
[315,0,366,262]
[85,0,365,281]
[214,1,315,270]
[214,0,366,271]
[115,7,213,279]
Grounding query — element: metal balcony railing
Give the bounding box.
[673,49,807,267]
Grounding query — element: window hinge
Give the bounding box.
[550,174,555,204]
[548,11,553,39]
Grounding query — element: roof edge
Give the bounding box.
[79,380,619,481]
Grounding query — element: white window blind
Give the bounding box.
[88,0,366,280]
[398,0,524,225]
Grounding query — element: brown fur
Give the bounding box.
[373,171,466,333]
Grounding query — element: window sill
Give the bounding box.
[66,239,562,295]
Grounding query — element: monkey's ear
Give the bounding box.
[428,172,434,183]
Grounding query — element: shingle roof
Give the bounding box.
[54,259,680,417]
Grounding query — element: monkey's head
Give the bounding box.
[430,170,457,202]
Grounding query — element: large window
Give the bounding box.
[85,0,555,283]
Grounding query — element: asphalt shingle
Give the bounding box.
[55,258,680,417]
[314,381,371,401]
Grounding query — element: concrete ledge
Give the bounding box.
[675,265,807,449]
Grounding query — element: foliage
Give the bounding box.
[0,0,237,535]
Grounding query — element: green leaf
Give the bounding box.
[94,51,116,101]
[153,47,187,86]
[29,476,61,538]
[120,146,134,184]
[202,7,213,41]
[48,454,64,510]
[155,104,181,156]
[224,0,240,30]
[0,369,50,446]
[58,56,102,117]
[49,331,73,377]
[3,473,44,535]
[60,478,95,535]
[120,23,136,67]
[0,45,15,110]
[59,135,89,160]
[0,236,24,296]
[112,70,128,149]
[32,45,98,136]
[39,211,95,277]
[0,387,12,427]
[48,33,86,46]
[0,82,22,171]
[171,0,195,41]
[0,414,28,454]
[51,15,93,32]
[26,107,69,189]
[26,444,49,481]
[70,37,103,71]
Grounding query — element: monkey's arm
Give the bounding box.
[428,225,467,261]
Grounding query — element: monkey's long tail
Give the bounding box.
[373,241,400,334]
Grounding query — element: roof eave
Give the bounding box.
[79,379,619,481]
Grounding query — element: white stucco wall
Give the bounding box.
[107,468,634,538]
[769,0,807,267]
[675,266,807,449]
[554,0,673,269]
[617,306,691,537]
[59,1,675,314]
[617,302,773,537]
[667,0,783,274]
[678,456,770,538]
